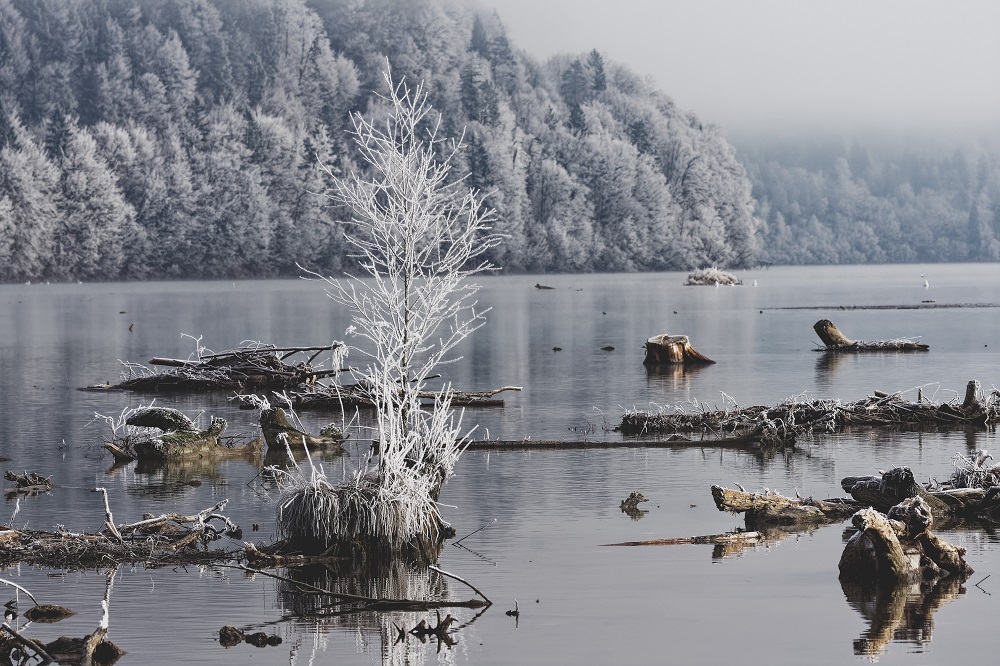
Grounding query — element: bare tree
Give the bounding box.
[281,66,500,557]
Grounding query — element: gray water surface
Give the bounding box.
[1,263,999,664]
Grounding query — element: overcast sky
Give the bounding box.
[489,0,1000,137]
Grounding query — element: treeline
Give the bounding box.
[741,133,1000,264]
[0,0,758,283]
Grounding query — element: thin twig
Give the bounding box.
[428,565,491,605]
[0,577,39,606]
[453,518,495,545]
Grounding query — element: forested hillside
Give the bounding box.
[0,0,759,282]
[742,133,1000,264]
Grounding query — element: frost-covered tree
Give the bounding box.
[277,69,500,558]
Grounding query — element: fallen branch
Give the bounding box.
[600,531,764,547]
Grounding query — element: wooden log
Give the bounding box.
[712,485,860,526]
[643,334,715,365]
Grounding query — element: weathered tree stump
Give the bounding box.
[814,319,855,346]
[839,496,973,586]
[643,334,715,365]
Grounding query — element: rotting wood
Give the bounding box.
[813,319,929,352]
[643,334,715,365]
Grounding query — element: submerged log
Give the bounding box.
[813,319,929,352]
[643,334,715,365]
[839,496,973,586]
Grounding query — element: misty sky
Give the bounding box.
[490,0,1000,136]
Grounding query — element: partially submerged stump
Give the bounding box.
[814,319,929,352]
[643,334,715,365]
[259,407,344,452]
[839,496,973,586]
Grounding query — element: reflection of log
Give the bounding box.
[712,485,860,526]
[813,319,929,351]
[842,574,964,657]
[643,334,715,365]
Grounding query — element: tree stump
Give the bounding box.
[643,335,715,365]
[814,319,854,346]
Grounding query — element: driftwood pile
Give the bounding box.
[618,380,999,445]
[90,343,344,393]
[0,496,241,568]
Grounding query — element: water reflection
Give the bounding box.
[644,361,710,388]
[267,559,482,665]
[841,576,966,657]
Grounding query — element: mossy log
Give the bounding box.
[711,485,861,527]
[814,319,929,352]
[643,334,715,365]
[105,408,262,463]
[839,496,973,586]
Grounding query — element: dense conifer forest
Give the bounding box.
[1,0,995,283]
[0,0,758,282]
[742,133,1000,264]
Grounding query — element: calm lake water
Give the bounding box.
[1,263,999,664]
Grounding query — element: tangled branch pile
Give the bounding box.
[94,342,344,392]
[0,499,242,568]
[618,381,1000,444]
